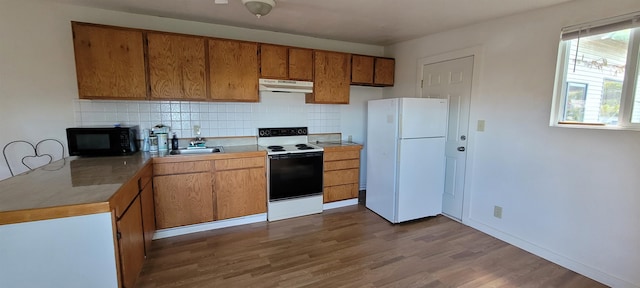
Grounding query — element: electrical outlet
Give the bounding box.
[494,205,503,219]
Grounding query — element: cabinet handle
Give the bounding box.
[116,231,122,240]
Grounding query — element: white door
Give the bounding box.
[421,56,473,220]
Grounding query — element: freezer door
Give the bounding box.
[366,98,399,223]
[399,98,447,139]
[396,137,445,222]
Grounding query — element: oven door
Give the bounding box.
[268,152,323,201]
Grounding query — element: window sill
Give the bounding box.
[551,122,640,131]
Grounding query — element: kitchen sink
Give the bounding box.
[169,146,224,155]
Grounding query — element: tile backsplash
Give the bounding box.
[73,93,341,139]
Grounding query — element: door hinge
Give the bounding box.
[116,231,122,240]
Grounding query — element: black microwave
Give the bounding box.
[66,126,138,156]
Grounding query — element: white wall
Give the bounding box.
[386,1,640,287]
[0,0,383,180]
[0,213,118,288]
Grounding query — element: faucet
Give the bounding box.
[190,125,206,147]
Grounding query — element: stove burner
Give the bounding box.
[271,148,286,152]
[295,144,310,148]
[268,145,284,149]
[298,146,314,150]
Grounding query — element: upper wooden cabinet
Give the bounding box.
[306,50,351,104]
[260,44,313,81]
[209,39,259,102]
[351,55,395,87]
[260,44,288,79]
[289,48,314,81]
[71,22,147,99]
[70,22,394,102]
[374,57,395,86]
[147,32,207,100]
[351,55,375,84]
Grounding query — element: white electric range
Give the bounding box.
[257,127,324,221]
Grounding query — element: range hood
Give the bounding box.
[259,78,313,93]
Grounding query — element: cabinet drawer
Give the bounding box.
[215,157,264,171]
[324,168,359,187]
[324,159,359,171]
[324,150,359,161]
[153,161,211,175]
[324,183,359,203]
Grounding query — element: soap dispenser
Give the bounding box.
[171,132,179,150]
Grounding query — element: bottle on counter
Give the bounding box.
[149,131,158,153]
[171,133,179,150]
[141,129,150,152]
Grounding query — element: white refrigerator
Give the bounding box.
[366,98,448,223]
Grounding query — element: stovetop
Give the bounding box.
[263,143,323,155]
[257,127,323,155]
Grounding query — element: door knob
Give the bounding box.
[457,146,465,152]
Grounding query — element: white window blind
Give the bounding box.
[561,12,640,40]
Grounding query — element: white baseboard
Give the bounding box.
[465,217,638,288]
[152,213,267,240]
[323,198,359,210]
[151,199,360,240]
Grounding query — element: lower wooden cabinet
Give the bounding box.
[323,146,363,203]
[153,171,214,229]
[110,161,155,288]
[140,182,155,256]
[116,196,145,288]
[214,157,266,220]
[151,154,267,228]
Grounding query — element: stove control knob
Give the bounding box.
[297,128,304,135]
[302,128,307,135]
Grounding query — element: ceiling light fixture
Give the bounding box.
[241,0,276,18]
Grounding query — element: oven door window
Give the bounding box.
[269,153,323,201]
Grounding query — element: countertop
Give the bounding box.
[313,141,363,149]
[0,154,151,214]
[0,146,266,225]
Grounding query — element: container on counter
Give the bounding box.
[149,132,158,153]
[157,133,168,151]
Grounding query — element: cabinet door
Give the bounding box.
[289,48,313,81]
[147,33,207,100]
[260,44,287,79]
[117,196,145,288]
[374,58,395,86]
[140,182,155,256]
[153,172,214,229]
[307,50,351,104]
[71,22,146,99]
[215,167,266,220]
[209,39,259,102]
[351,55,374,84]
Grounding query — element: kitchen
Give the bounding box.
[1,0,640,287]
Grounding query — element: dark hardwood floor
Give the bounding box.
[135,204,607,287]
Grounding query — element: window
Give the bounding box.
[552,13,640,128]
[564,82,588,122]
